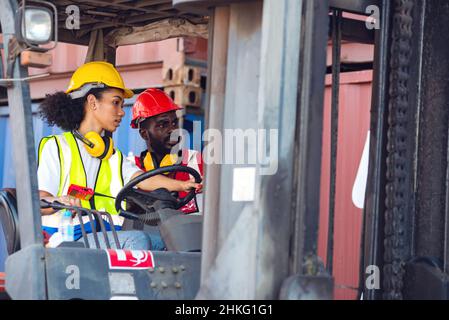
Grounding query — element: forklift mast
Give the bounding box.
[193,0,449,299]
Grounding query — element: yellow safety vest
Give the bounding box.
[38,132,124,228]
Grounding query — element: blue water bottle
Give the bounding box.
[59,210,74,242]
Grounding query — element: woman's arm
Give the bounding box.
[39,190,81,215]
[38,139,83,215]
[131,171,201,192]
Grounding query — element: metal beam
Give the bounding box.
[326,8,342,277]
[104,18,208,47]
[329,16,375,45]
[0,0,43,248]
[361,0,391,301]
[200,5,228,285]
[69,0,169,15]
[329,0,381,15]
[137,0,170,7]
[196,1,263,299]
[173,0,255,15]
[291,0,330,274]
[0,0,46,300]
[122,12,174,24]
[252,0,306,299]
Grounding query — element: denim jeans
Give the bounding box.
[82,230,165,251]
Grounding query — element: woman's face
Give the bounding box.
[90,88,125,132]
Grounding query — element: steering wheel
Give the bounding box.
[115,165,202,214]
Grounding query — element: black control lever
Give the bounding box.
[40,199,52,209]
[118,209,140,220]
[40,199,72,211]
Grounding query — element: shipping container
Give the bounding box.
[319,70,373,300]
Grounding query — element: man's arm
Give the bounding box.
[132,171,201,192]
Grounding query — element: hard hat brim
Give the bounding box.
[130,106,182,129]
[65,62,134,99]
[123,88,134,99]
[66,85,134,99]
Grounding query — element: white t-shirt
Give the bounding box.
[38,137,141,196]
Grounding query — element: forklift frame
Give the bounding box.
[3,0,449,300]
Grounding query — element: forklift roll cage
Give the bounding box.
[1,0,448,300]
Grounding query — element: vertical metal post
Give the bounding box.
[291,0,330,274]
[197,1,263,299]
[76,210,90,248]
[362,0,391,300]
[0,45,4,78]
[105,45,117,65]
[200,6,229,283]
[253,0,303,298]
[0,0,43,248]
[326,9,342,275]
[445,122,449,274]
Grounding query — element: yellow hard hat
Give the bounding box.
[66,61,134,99]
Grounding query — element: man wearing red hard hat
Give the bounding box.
[130,88,203,214]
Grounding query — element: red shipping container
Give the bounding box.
[319,70,373,300]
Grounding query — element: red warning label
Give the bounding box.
[105,249,155,270]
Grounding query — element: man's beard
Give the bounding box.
[148,132,180,155]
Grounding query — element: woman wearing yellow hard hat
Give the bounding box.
[37,61,200,250]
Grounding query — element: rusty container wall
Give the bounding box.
[318,70,373,300]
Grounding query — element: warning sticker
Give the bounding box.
[105,249,155,270]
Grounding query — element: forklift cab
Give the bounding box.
[4,0,449,301]
[0,0,208,300]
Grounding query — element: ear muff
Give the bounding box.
[98,135,114,160]
[143,152,178,172]
[161,153,178,167]
[80,131,114,160]
[143,152,155,171]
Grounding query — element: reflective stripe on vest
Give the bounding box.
[39,132,124,228]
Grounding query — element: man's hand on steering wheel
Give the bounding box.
[179,179,203,193]
[131,169,201,193]
[115,165,203,213]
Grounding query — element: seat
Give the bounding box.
[159,214,202,252]
[0,189,20,260]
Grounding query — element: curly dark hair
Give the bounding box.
[38,89,106,131]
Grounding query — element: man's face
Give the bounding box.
[139,111,180,154]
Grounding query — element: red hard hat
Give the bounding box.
[131,88,182,128]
